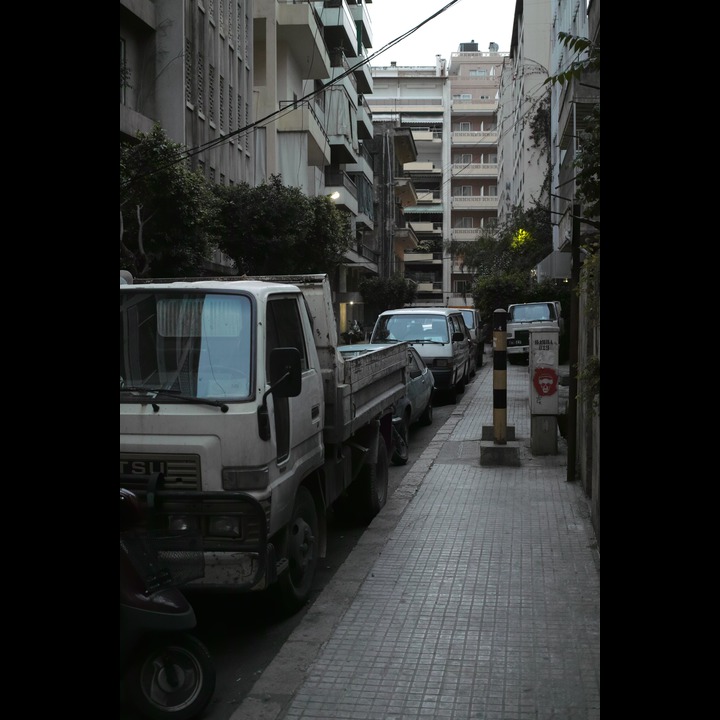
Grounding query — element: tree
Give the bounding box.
[213,175,352,276]
[359,274,417,318]
[120,125,219,277]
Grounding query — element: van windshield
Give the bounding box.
[372,315,449,343]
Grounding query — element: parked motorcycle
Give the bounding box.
[120,487,216,720]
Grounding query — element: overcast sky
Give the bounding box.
[367,0,516,67]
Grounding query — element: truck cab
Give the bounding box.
[505,301,563,365]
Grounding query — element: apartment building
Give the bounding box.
[368,46,506,308]
[368,57,450,306]
[446,42,506,306]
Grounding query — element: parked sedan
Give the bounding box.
[337,343,435,466]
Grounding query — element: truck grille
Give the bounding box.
[119,453,200,493]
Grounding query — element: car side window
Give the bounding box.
[408,349,422,378]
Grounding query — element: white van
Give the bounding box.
[370,307,472,403]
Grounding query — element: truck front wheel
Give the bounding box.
[271,486,319,615]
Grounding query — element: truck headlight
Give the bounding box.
[168,516,199,532]
[208,516,241,538]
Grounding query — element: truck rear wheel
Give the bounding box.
[356,439,389,523]
[271,486,319,615]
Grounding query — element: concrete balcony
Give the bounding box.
[451,130,498,145]
[356,94,373,139]
[366,98,444,114]
[394,177,418,208]
[348,53,373,95]
[330,61,358,97]
[315,1,358,57]
[277,2,331,79]
[451,163,498,178]
[412,129,442,143]
[345,142,373,183]
[404,161,438,173]
[451,195,499,211]
[349,1,373,49]
[451,228,481,242]
[277,102,332,167]
[326,168,358,215]
[450,99,497,114]
[404,251,443,264]
[409,221,441,235]
[120,103,155,140]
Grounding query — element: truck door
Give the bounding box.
[265,296,318,464]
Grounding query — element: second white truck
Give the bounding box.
[120,273,407,613]
[505,301,564,364]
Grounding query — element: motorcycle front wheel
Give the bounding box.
[123,632,216,720]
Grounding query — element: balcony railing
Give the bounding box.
[451,130,498,145]
[451,195,499,209]
[451,163,498,177]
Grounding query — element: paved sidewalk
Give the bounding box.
[234,356,600,720]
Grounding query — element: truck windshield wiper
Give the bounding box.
[120,387,229,413]
[406,338,445,345]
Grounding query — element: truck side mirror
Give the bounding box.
[258,348,303,441]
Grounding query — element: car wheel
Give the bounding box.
[418,398,433,426]
[391,416,409,466]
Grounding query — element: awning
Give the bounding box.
[401,114,443,125]
[402,204,444,214]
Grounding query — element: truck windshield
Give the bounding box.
[120,290,253,400]
[509,304,551,322]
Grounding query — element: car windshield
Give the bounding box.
[373,315,449,343]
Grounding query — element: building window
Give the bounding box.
[220,75,225,131]
[245,100,250,151]
[185,39,193,104]
[229,85,234,139]
[453,185,473,197]
[197,53,205,114]
[209,65,216,124]
[458,122,471,131]
[453,154,472,164]
[237,94,242,148]
[469,69,488,77]
[454,217,474,228]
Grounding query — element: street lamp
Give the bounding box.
[328,191,340,200]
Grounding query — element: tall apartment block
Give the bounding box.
[446,42,506,305]
[369,44,506,308]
